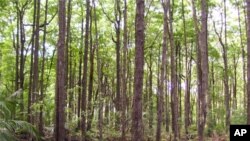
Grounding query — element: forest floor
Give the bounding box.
[21,129,229,141]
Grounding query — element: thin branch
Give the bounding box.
[98,0,115,23]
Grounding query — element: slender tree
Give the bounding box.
[131,0,145,140]
[213,0,230,128]
[156,1,168,140]
[121,0,128,140]
[81,0,90,139]
[246,0,250,124]
[39,0,48,134]
[28,0,37,123]
[32,0,40,121]
[198,0,208,140]
[168,0,179,140]
[182,0,191,137]
[55,0,66,140]
[77,8,84,128]
[87,6,95,130]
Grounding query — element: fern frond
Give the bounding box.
[0,129,17,141]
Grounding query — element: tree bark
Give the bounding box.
[66,0,72,123]
[223,0,230,129]
[77,11,84,129]
[28,0,37,123]
[39,0,48,135]
[121,0,128,140]
[168,0,179,140]
[55,0,66,140]
[32,0,40,125]
[87,7,94,131]
[198,0,208,140]
[156,1,168,140]
[148,53,153,130]
[81,0,90,139]
[182,0,191,138]
[15,3,20,92]
[246,0,250,124]
[131,0,145,140]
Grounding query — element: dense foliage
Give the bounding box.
[0,0,249,140]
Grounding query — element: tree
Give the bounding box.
[39,0,49,134]
[246,0,250,124]
[55,0,66,140]
[131,0,145,140]
[81,0,90,139]
[198,0,208,140]
[168,0,179,140]
[121,0,128,140]
[213,0,230,128]
[156,1,168,140]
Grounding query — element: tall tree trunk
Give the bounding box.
[77,12,84,129]
[131,0,145,140]
[244,0,248,110]
[55,0,66,140]
[177,42,182,132]
[113,0,122,130]
[223,0,230,129]
[121,0,128,140]
[213,0,230,129]
[191,0,204,139]
[198,0,208,140]
[246,0,250,124]
[182,0,191,137]
[148,53,153,130]
[39,0,48,135]
[81,0,90,139]
[19,3,27,119]
[15,3,20,92]
[87,8,94,130]
[66,0,72,122]
[28,0,37,123]
[168,0,179,140]
[156,1,168,140]
[32,0,40,125]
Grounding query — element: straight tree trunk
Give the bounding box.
[87,9,95,130]
[32,0,40,125]
[77,13,84,129]
[28,0,37,123]
[113,0,122,130]
[246,0,250,124]
[244,0,248,110]
[156,1,168,140]
[168,0,179,140]
[81,0,90,139]
[182,0,191,138]
[148,53,153,129]
[131,0,145,140]
[55,0,66,140]
[223,0,230,129]
[121,0,128,140]
[191,1,204,140]
[66,0,72,122]
[19,3,28,119]
[39,0,48,134]
[198,0,208,140]
[91,0,102,139]
[15,3,20,92]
